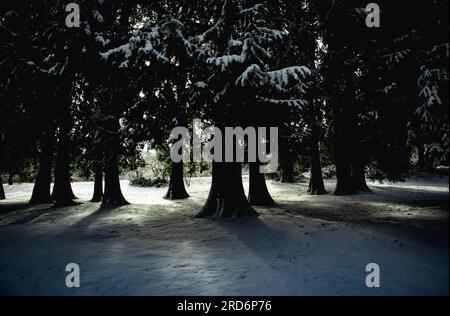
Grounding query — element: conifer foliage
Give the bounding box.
[0,0,448,215]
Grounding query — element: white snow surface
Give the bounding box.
[0,176,448,295]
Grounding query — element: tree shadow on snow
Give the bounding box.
[56,198,206,241]
[273,190,449,246]
[211,215,298,262]
[0,202,55,225]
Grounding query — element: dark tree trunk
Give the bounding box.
[324,20,363,197]
[417,143,434,170]
[308,169,327,195]
[53,117,77,207]
[335,156,371,195]
[308,125,327,195]
[280,159,295,183]
[30,125,55,205]
[102,153,129,208]
[165,161,189,200]
[0,176,5,200]
[353,163,371,193]
[334,158,356,195]
[101,118,128,208]
[333,107,358,195]
[248,162,275,206]
[7,174,13,185]
[91,164,104,202]
[417,143,426,170]
[51,178,77,201]
[196,162,258,218]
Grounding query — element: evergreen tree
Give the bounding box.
[195,0,310,217]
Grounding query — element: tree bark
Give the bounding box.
[53,117,77,207]
[30,125,55,204]
[51,184,77,201]
[102,153,129,208]
[164,161,189,200]
[91,164,104,202]
[248,162,275,206]
[417,143,426,170]
[353,163,371,193]
[196,162,258,218]
[308,125,327,195]
[335,155,371,194]
[333,102,358,195]
[334,157,356,195]
[280,159,295,183]
[101,117,129,208]
[0,176,5,200]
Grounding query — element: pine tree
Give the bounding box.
[319,0,373,194]
[0,1,58,204]
[194,0,310,217]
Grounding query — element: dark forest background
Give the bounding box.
[0,0,448,218]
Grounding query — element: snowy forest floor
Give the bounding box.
[0,175,448,295]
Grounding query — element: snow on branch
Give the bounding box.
[207,54,244,71]
[207,37,275,72]
[240,3,267,17]
[379,49,411,63]
[161,18,194,57]
[100,27,168,66]
[432,42,449,58]
[197,0,229,43]
[100,43,133,60]
[236,64,264,87]
[255,27,287,41]
[236,65,311,90]
[414,65,447,135]
[265,66,311,91]
[256,96,307,109]
[229,38,243,48]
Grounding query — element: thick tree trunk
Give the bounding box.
[334,158,356,195]
[335,158,371,195]
[165,161,189,200]
[30,125,55,204]
[102,153,129,208]
[91,164,104,202]
[248,162,275,206]
[50,180,77,201]
[196,162,258,218]
[0,176,5,200]
[353,163,371,193]
[101,117,128,208]
[280,159,295,183]
[333,109,358,195]
[308,169,327,195]
[53,118,77,207]
[308,128,327,195]
[7,174,13,185]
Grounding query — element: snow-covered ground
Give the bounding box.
[0,176,448,295]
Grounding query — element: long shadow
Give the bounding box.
[55,203,129,240]
[0,202,54,225]
[0,202,42,214]
[56,197,206,241]
[50,200,210,295]
[198,214,309,289]
[272,197,449,247]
